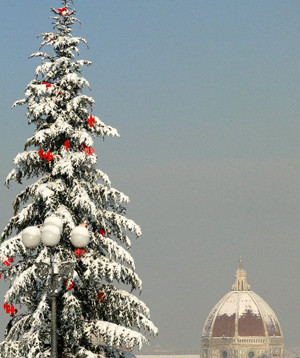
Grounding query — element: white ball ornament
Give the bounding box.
[44,216,63,234]
[41,225,61,247]
[21,226,41,249]
[70,226,90,248]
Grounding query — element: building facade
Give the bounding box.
[201,259,283,358]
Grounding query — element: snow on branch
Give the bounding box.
[1,203,33,241]
[95,169,111,187]
[27,98,57,119]
[99,236,135,270]
[52,157,74,179]
[82,255,142,290]
[76,347,98,358]
[103,211,142,237]
[84,320,147,351]
[12,99,26,108]
[35,183,56,209]
[5,265,35,304]
[29,51,54,60]
[76,59,92,67]
[69,95,95,112]
[0,340,20,358]
[5,169,17,187]
[56,204,75,228]
[92,116,120,138]
[113,289,150,318]
[0,235,25,262]
[5,152,42,187]
[60,73,90,90]
[5,313,32,341]
[72,129,94,147]
[61,292,84,344]
[70,183,98,218]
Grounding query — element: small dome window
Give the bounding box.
[248,352,255,358]
[222,351,228,358]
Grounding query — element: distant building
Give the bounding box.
[201,259,283,358]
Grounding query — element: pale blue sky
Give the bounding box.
[0,0,299,351]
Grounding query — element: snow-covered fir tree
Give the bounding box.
[0,1,158,357]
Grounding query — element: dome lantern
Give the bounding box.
[232,257,250,291]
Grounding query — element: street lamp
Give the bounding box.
[21,216,90,358]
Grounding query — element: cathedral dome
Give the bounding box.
[201,259,283,358]
[202,290,282,338]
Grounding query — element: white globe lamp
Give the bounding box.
[22,226,41,249]
[41,225,61,247]
[44,216,63,234]
[70,226,90,248]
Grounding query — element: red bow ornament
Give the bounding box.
[98,289,105,303]
[65,280,74,291]
[4,303,18,317]
[58,7,69,16]
[64,139,70,151]
[99,229,105,237]
[43,81,51,90]
[3,257,14,267]
[43,150,54,162]
[74,249,85,258]
[38,147,44,159]
[84,146,95,156]
[87,115,95,128]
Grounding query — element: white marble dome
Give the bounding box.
[201,259,283,358]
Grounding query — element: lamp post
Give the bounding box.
[21,216,90,358]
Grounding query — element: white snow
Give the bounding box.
[217,291,238,317]
[250,292,281,335]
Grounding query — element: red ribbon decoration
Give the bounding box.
[99,229,105,237]
[98,289,105,303]
[3,258,13,267]
[38,147,44,159]
[4,303,18,317]
[43,81,51,90]
[84,146,95,156]
[64,139,70,151]
[39,147,54,162]
[65,281,74,290]
[74,249,85,258]
[43,150,54,162]
[58,7,69,16]
[77,143,95,156]
[87,115,95,128]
